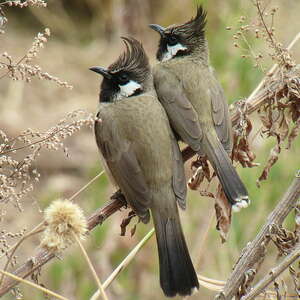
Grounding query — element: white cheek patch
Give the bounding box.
[162,43,188,62]
[118,80,142,98]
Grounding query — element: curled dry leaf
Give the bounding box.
[199,191,215,199]
[188,166,205,191]
[256,67,300,184]
[257,144,280,187]
[188,156,211,191]
[214,184,232,243]
[232,103,258,168]
[120,210,136,236]
[237,269,256,299]
[269,224,298,256]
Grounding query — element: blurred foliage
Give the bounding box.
[1,0,300,299]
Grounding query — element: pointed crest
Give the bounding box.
[109,37,150,82]
[167,6,207,44]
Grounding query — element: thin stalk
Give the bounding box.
[72,232,109,300]
[0,269,69,300]
[90,228,155,300]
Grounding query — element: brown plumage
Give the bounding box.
[150,6,249,211]
[90,37,199,297]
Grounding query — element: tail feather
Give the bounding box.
[203,133,249,210]
[152,209,199,297]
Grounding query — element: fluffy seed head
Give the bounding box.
[40,199,87,252]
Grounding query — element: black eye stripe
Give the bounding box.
[119,73,128,80]
[113,71,130,84]
[166,34,179,46]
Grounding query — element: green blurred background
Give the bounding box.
[0,0,300,299]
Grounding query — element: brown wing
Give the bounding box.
[153,66,202,152]
[95,111,151,223]
[210,68,232,153]
[171,134,187,210]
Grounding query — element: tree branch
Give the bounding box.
[215,175,300,300]
[241,244,300,300]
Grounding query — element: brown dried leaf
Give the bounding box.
[269,224,298,256]
[258,109,272,130]
[130,224,137,237]
[237,269,256,299]
[120,210,136,236]
[277,113,289,142]
[232,115,258,168]
[257,144,280,186]
[198,191,215,198]
[214,184,232,243]
[233,137,258,168]
[188,166,205,191]
[188,156,211,190]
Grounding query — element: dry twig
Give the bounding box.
[215,175,300,300]
[241,244,300,300]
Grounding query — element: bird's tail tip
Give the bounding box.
[232,196,251,213]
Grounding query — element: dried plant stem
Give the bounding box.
[0,223,44,261]
[231,31,300,125]
[1,123,76,155]
[0,192,126,296]
[216,175,300,300]
[0,269,69,300]
[241,244,300,300]
[198,275,225,292]
[247,31,300,103]
[72,232,108,300]
[0,222,44,285]
[68,170,105,201]
[90,228,155,300]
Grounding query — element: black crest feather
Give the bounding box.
[169,6,207,46]
[109,37,150,82]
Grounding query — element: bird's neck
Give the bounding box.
[190,40,210,64]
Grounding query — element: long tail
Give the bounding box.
[202,132,249,210]
[152,205,199,297]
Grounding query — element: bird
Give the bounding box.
[90,37,199,297]
[149,6,249,211]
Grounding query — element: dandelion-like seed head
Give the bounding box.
[40,199,87,252]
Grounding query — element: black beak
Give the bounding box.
[89,67,112,80]
[149,24,166,37]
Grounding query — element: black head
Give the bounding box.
[90,37,150,102]
[149,6,207,61]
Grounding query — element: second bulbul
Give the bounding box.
[150,6,249,211]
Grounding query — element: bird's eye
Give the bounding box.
[118,73,129,84]
[168,35,178,46]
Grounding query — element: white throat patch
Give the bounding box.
[162,43,188,62]
[118,80,142,98]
